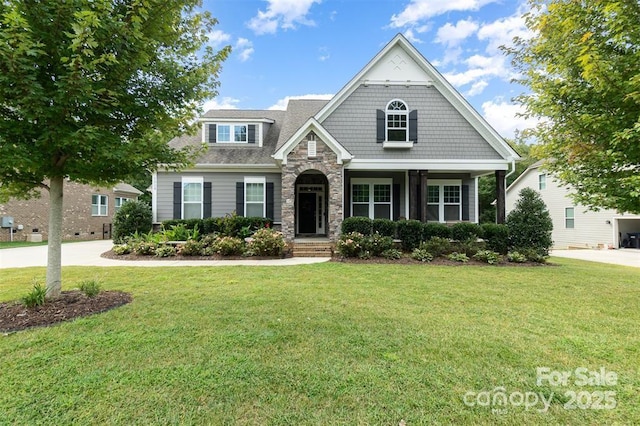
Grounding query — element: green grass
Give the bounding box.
[0,240,91,249]
[1,259,638,424]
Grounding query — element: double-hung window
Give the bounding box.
[217,124,248,143]
[538,174,546,190]
[565,207,575,229]
[182,177,203,219]
[115,197,130,212]
[92,194,108,216]
[351,178,393,220]
[426,180,462,222]
[245,177,265,217]
[386,100,408,142]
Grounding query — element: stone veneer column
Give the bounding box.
[281,136,344,242]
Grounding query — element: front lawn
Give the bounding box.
[0,259,638,424]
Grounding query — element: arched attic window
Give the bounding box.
[376,100,418,146]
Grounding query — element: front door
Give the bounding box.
[296,185,326,235]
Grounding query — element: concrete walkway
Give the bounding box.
[0,240,331,269]
[551,248,640,268]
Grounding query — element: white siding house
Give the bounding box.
[506,161,640,249]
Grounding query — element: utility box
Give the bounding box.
[1,216,13,228]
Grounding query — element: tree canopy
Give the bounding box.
[0,0,230,296]
[506,0,640,214]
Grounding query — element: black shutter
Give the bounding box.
[409,110,418,143]
[462,185,470,221]
[203,182,212,218]
[248,125,256,144]
[236,182,244,216]
[208,124,216,143]
[393,184,400,220]
[376,109,385,143]
[344,171,351,219]
[266,182,274,220]
[173,182,182,219]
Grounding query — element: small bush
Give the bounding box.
[450,222,483,242]
[423,222,451,240]
[177,239,204,256]
[372,219,397,238]
[162,215,272,239]
[507,251,527,263]
[506,187,553,256]
[336,232,366,258]
[154,244,177,257]
[341,217,373,235]
[22,282,47,308]
[397,220,424,251]
[112,244,131,255]
[79,279,101,297]
[358,250,372,260]
[452,239,485,257]
[364,233,394,256]
[473,250,501,265]
[447,252,469,263]
[411,248,433,262]
[131,240,158,256]
[112,200,153,244]
[382,248,402,260]
[248,228,286,257]
[419,237,452,257]
[211,236,245,256]
[519,248,548,264]
[481,223,510,255]
[162,224,200,241]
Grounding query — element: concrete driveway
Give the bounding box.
[551,248,640,268]
[0,240,330,269]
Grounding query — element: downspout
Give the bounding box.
[505,158,516,179]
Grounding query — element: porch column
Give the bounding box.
[408,171,419,220]
[495,170,506,224]
[420,170,428,222]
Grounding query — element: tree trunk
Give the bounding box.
[46,176,64,299]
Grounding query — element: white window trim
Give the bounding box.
[538,173,547,190]
[244,176,266,217]
[427,179,462,223]
[384,99,413,149]
[351,178,393,220]
[565,206,575,229]
[115,197,130,211]
[92,194,108,217]
[182,176,204,220]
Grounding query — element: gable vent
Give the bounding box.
[307,133,317,158]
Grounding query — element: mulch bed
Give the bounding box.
[0,290,132,333]
[100,250,287,261]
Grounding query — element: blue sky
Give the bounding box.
[201,0,538,139]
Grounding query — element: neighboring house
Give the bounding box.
[506,160,640,249]
[0,181,142,242]
[153,34,520,243]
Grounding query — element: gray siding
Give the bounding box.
[156,171,282,223]
[322,84,502,160]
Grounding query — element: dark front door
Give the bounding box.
[298,192,317,234]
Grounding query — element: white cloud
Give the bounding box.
[390,0,498,28]
[235,38,254,62]
[268,94,334,110]
[248,0,321,35]
[477,12,531,54]
[466,80,488,96]
[207,30,231,48]
[403,28,423,44]
[202,97,240,111]
[318,46,330,61]
[444,54,508,86]
[435,18,479,47]
[481,99,538,139]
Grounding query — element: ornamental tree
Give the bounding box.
[0,0,230,298]
[505,0,640,214]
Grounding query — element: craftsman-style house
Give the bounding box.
[152,34,519,242]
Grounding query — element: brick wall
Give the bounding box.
[0,181,137,242]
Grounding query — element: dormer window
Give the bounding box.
[217,124,248,143]
[386,100,408,142]
[376,100,417,148]
[205,123,258,145]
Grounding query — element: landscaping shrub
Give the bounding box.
[336,232,366,258]
[112,244,131,255]
[177,239,204,256]
[397,220,424,251]
[447,252,469,263]
[363,233,394,256]
[22,282,47,308]
[507,251,527,263]
[451,239,485,257]
[341,217,373,235]
[112,200,152,243]
[79,279,101,297]
[161,215,272,239]
[419,237,452,257]
[211,236,245,256]
[154,244,177,257]
[506,188,553,256]
[450,222,483,242]
[518,248,548,264]
[411,248,433,262]
[481,223,510,255]
[382,248,402,260]
[473,250,501,265]
[422,222,451,240]
[372,219,397,238]
[248,228,286,257]
[162,223,200,241]
[131,240,158,256]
